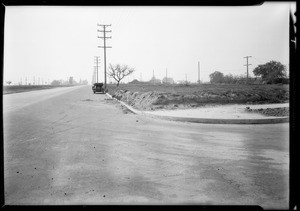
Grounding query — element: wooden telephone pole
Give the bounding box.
[244,56,252,82]
[97,24,112,90]
[198,61,200,84]
[165,68,167,84]
[94,56,101,83]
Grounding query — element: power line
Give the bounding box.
[244,56,252,81]
[97,24,112,90]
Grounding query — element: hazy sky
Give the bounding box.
[3,2,295,85]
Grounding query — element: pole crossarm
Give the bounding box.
[98,30,112,33]
[97,24,111,27]
[98,36,112,39]
[98,46,112,48]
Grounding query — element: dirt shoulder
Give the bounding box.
[107,84,289,111]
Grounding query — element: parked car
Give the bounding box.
[92,83,105,94]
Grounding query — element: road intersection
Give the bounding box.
[3,85,289,208]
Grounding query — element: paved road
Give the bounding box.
[3,85,289,208]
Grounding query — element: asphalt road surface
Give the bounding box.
[3,85,289,208]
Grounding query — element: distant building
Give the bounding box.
[177,80,187,85]
[129,79,140,84]
[162,77,175,84]
[129,79,156,85]
[149,77,162,84]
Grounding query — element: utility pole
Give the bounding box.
[244,56,252,82]
[25,77,27,85]
[94,56,101,83]
[92,67,97,84]
[198,61,200,84]
[166,68,167,84]
[97,24,112,90]
[153,70,155,85]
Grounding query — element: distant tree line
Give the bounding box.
[209,61,289,84]
[51,77,88,86]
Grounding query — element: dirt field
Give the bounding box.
[3,85,79,95]
[106,83,289,111]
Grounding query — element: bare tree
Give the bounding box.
[6,81,12,85]
[107,64,135,86]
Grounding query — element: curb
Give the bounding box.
[105,93,289,124]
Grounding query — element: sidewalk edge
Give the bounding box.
[105,93,289,124]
